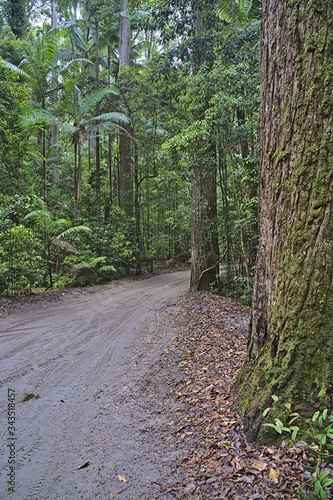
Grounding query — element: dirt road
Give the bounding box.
[0,271,190,499]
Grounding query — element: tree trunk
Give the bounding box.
[134,141,142,276]
[74,136,83,219]
[237,0,333,441]
[51,1,58,29]
[190,150,219,290]
[118,0,133,217]
[190,4,219,290]
[94,20,101,226]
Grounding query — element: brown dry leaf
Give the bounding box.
[152,293,306,498]
[234,475,253,484]
[109,492,116,498]
[118,474,127,483]
[269,467,279,483]
[251,459,268,471]
[184,483,196,493]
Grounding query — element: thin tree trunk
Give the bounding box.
[95,20,101,226]
[190,149,219,290]
[190,4,219,290]
[51,1,58,29]
[118,0,133,217]
[134,141,141,275]
[74,138,83,218]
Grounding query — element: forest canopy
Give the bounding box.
[0,0,260,295]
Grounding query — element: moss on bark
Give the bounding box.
[236,0,333,441]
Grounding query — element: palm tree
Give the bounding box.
[217,0,261,22]
[24,199,91,287]
[11,27,91,199]
[14,30,60,198]
[59,81,129,217]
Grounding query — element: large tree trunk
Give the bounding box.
[237,0,333,441]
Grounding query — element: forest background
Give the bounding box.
[0,0,260,298]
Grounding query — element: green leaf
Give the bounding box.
[262,407,271,417]
[271,394,279,402]
[296,487,310,500]
[79,88,118,118]
[86,112,129,125]
[314,479,321,496]
[319,488,328,500]
[312,411,320,422]
[318,471,329,480]
[290,426,300,440]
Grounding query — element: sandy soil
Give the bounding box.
[0,271,190,499]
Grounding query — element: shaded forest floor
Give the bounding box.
[150,292,317,499]
[0,276,330,499]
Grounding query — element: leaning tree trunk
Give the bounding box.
[237,0,333,441]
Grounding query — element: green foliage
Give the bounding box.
[24,199,91,287]
[0,224,42,294]
[3,0,27,38]
[56,255,117,287]
[0,63,31,195]
[0,4,260,294]
[263,396,333,500]
[217,0,261,23]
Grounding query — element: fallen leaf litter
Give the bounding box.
[151,292,315,499]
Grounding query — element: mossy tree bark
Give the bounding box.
[237,0,333,441]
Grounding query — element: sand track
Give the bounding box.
[0,271,190,499]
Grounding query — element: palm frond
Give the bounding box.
[59,57,93,75]
[52,239,77,252]
[60,121,78,135]
[56,225,91,239]
[52,219,73,234]
[0,59,29,78]
[56,21,89,53]
[23,109,57,125]
[79,88,119,118]
[247,0,261,19]
[217,0,261,22]
[24,210,51,232]
[85,112,130,126]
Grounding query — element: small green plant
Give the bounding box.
[263,396,333,500]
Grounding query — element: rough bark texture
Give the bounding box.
[237,0,333,441]
[190,154,219,291]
